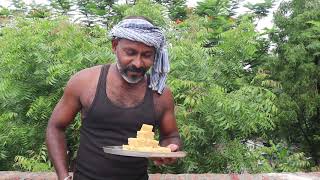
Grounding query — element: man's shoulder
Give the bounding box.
[75,65,103,78]
[153,86,174,105]
[153,86,172,97]
[70,65,107,82]
[66,65,104,89]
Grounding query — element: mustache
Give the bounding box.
[124,66,146,74]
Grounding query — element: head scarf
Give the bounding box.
[109,18,169,94]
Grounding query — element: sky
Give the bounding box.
[0,0,281,31]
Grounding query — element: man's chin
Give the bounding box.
[122,75,144,84]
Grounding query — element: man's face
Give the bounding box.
[112,38,155,83]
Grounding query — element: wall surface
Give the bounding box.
[0,172,320,180]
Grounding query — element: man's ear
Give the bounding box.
[111,39,119,53]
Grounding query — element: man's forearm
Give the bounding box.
[46,126,69,180]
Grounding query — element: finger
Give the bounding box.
[167,144,179,152]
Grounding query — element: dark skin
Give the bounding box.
[46,39,182,180]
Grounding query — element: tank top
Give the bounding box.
[74,64,157,180]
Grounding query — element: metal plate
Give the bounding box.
[103,146,187,158]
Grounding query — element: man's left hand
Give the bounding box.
[151,144,179,166]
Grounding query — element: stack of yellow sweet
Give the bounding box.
[123,124,171,153]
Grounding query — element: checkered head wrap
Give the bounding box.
[109,18,169,94]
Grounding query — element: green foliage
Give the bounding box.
[27,6,51,18]
[124,0,170,27]
[172,84,278,173]
[107,4,131,27]
[269,0,320,165]
[195,0,231,17]
[220,141,262,173]
[0,115,41,170]
[195,0,238,47]
[76,0,116,15]
[251,141,311,172]
[0,17,113,170]
[0,6,10,16]
[152,0,188,21]
[210,16,258,91]
[167,0,188,21]
[1,0,319,173]
[200,86,277,139]
[245,0,275,19]
[14,145,52,171]
[50,0,72,14]
[11,0,27,10]
[77,0,111,16]
[149,13,280,173]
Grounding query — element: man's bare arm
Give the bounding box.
[150,87,182,166]
[46,74,82,180]
[158,87,182,149]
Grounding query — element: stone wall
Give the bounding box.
[0,172,320,180]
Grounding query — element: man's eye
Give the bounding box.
[125,50,135,55]
[143,54,154,59]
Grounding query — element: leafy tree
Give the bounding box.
[0,6,10,16]
[68,0,123,28]
[228,0,240,17]
[27,4,51,18]
[77,0,113,16]
[11,0,27,10]
[154,0,188,21]
[123,0,170,27]
[268,0,320,165]
[0,0,318,173]
[7,0,27,16]
[245,0,275,19]
[148,12,280,173]
[50,0,72,14]
[253,141,310,172]
[209,16,259,91]
[167,0,188,21]
[105,3,131,28]
[195,0,237,47]
[195,0,231,17]
[0,18,113,170]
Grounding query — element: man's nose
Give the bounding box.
[131,54,143,68]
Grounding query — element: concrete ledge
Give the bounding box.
[0,171,319,180]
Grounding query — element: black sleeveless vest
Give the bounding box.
[74,64,157,180]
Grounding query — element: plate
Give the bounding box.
[103,146,187,158]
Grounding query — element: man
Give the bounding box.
[46,16,182,180]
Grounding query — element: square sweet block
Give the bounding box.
[123,124,171,153]
[137,130,155,139]
[140,124,153,132]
